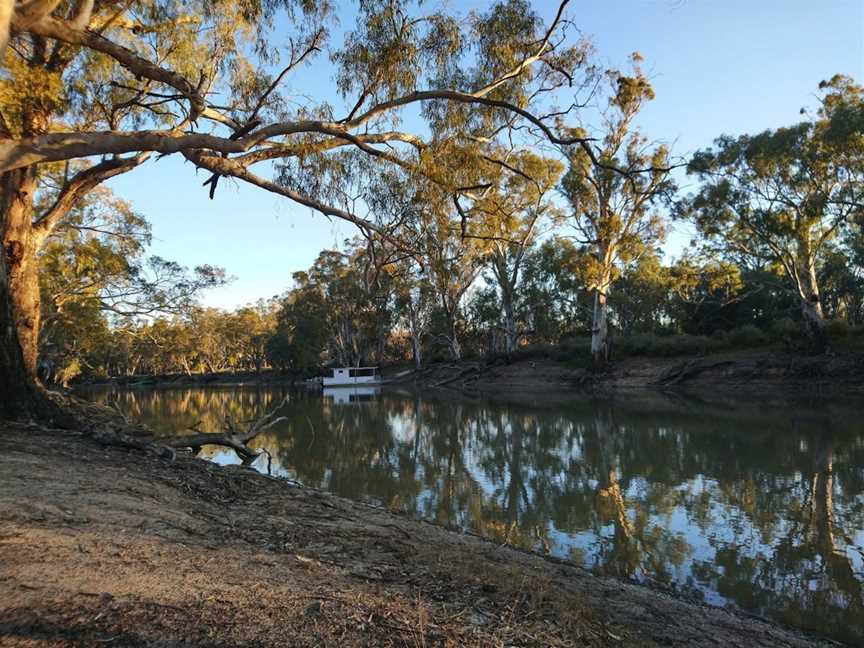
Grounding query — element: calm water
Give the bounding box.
[83,385,864,644]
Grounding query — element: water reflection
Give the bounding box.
[83,386,864,644]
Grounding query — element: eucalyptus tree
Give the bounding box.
[1,0,597,419]
[665,255,745,335]
[267,275,329,373]
[520,236,590,341]
[681,76,864,348]
[393,262,435,369]
[560,56,676,367]
[463,149,564,354]
[38,183,223,322]
[612,253,670,335]
[421,199,487,361]
[38,182,223,379]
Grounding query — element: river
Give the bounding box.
[81,385,864,644]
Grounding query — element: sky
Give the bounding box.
[105,0,864,310]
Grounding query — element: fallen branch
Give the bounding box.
[165,394,289,463]
[655,360,734,386]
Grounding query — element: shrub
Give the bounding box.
[768,317,799,342]
[826,319,849,338]
[616,333,722,357]
[727,324,768,347]
[618,333,653,356]
[511,344,553,361]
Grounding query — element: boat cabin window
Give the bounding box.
[348,367,377,378]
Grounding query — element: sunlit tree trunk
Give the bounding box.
[590,249,613,369]
[442,304,462,361]
[0,168,57,420]
[501,287,518,356]
[798,244,828,350]
[403,285,431,370]
[591,285,610,369]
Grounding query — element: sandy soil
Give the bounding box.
[0,422,837,648]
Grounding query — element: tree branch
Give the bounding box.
[13,12,207,120]
[32,152,151,246]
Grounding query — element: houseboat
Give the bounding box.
[321,366,381,387]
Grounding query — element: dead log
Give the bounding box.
[655,360,734,386]
[165,394,289,463]
[433,366,481,388]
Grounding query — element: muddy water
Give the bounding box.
[82,385,864,644]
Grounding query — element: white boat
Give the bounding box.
[321,366,381,387]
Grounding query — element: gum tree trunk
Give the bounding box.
[591,285,610,369]
[411,331,422,369]
[0,169,55,420]
[590,249,614,370]
[801,296,828,350]
[501,288,517,356]
[798,247,828,351]
[447,315,462,361]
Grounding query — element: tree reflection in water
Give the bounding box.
[84,386,864,644]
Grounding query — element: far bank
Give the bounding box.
[74,346,864,396]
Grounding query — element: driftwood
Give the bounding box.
[431,362,484,388]
[655,360,734,386]
[165,395,289,464]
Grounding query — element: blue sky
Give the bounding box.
[106,0,864,309]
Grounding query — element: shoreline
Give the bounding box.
[74,348,864,397]
[0,422,839,647]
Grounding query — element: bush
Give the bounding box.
[727,324,768,347]
[557,337,591,359]
[768,317,799,342]
[511,344,553,361]
[618,333,653,356]
[617,333,722,358]
[826,319,849,339]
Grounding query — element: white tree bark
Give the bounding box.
[591,287,609,367]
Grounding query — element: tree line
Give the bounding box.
[1,1,862,411]
[37,73,864,382]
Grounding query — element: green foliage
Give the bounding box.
[14,0,861,376]
[519,237,591,342]
[613,254,671,335]
[769,317,800,342]
[681,78,864,333]
[726,324,768,347]
[826,319,850,338]
[37,183,226,381]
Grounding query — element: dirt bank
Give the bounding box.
[392,349,864,396]
[0,423,836,647]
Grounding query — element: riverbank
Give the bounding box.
[0,421,836,647]
[75,347,864,396]
[390,348,864,396]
